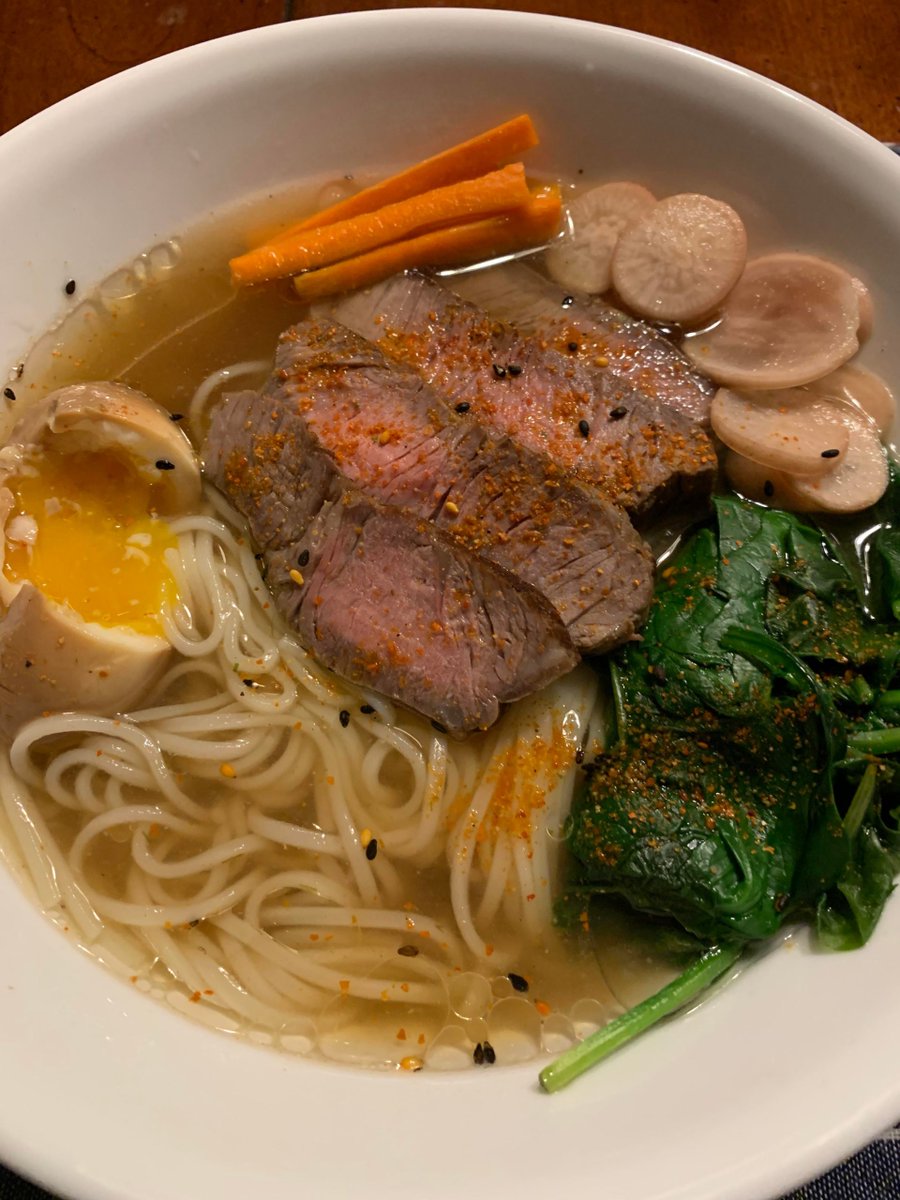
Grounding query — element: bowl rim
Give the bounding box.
[1,11,899,1200]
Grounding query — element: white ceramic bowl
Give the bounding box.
[1,11,899,1200]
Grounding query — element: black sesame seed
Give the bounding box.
[821,448,841,459]
[492,363,507,380]
[339,709,350,728]
[567,341,579,353]
[360,704,375,715]
[297,548,310,568]
[365,837,378,861]
[431,720,447,734]
[609,406,628,421]
[242,678,255,688]
[155,459,175,471]
[508,972,529,993]
[188,918,201,928]
[473,1042,485,1065]
[507,363,522,376]
[64,279,76,296]
[24,659,33,669]
[578,419,590,438]
[561,295,574,308]
[482,1040,496,1064]
[254,552,264,560]
[169,412,184,422]
[763,480,775,498]
[454,402,471,414]
[397,944,419,958]
[3,387,15,402]
[574,747,585,765]
[15,363,23,379]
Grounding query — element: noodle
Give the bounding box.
[0,479,603,1066]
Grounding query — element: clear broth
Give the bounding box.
[1,177,712,1069]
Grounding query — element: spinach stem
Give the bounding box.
[875,690,900,716]
[843,762,877,841]
[850,676,875,705]
[538,943,742,1093]
[848,727,900,755]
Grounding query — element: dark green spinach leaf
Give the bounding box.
[564,494,900,949]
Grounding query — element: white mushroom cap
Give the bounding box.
[9,382,200,513]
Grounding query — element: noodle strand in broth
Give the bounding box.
[0,478,607,1066]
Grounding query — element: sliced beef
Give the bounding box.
[204,394,577,734]
[261,319,652,651]
[447,261,715,426]
[327,272,716,520]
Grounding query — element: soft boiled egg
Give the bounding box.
[0,382,201,736]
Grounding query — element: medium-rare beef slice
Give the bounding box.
[328,271,716,520]
[268,491,577,733]
[203,397,577,733]
[266,318,653,651]
[448,261,714,426]
[203,388,330,553]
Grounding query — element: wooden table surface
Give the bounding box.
[0,0,897,140]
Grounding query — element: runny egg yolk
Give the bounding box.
[4,447,177,636]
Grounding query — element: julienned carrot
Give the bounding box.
[290,187,562,303]
[230,164,532,286]
[277,114,538,239]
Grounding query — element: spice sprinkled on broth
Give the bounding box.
[0,113,897,1092]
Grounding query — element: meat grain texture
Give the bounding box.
[330,271,716,519]
[204,377,578,734]
[206,271,716,731]
[257,319,653,650]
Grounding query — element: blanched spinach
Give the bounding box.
[563,492,900,948]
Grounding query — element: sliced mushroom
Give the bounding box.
[545,181,656,295]
[807,363,896,437]
[787,407,889,513]
[10,382,201,513]
[683,253,862,389]
[611,192,747,324]
[711,387,850,476]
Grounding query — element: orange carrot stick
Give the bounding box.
[230,164,532,286]
[290,187,562,303]
[279,114,538,239]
